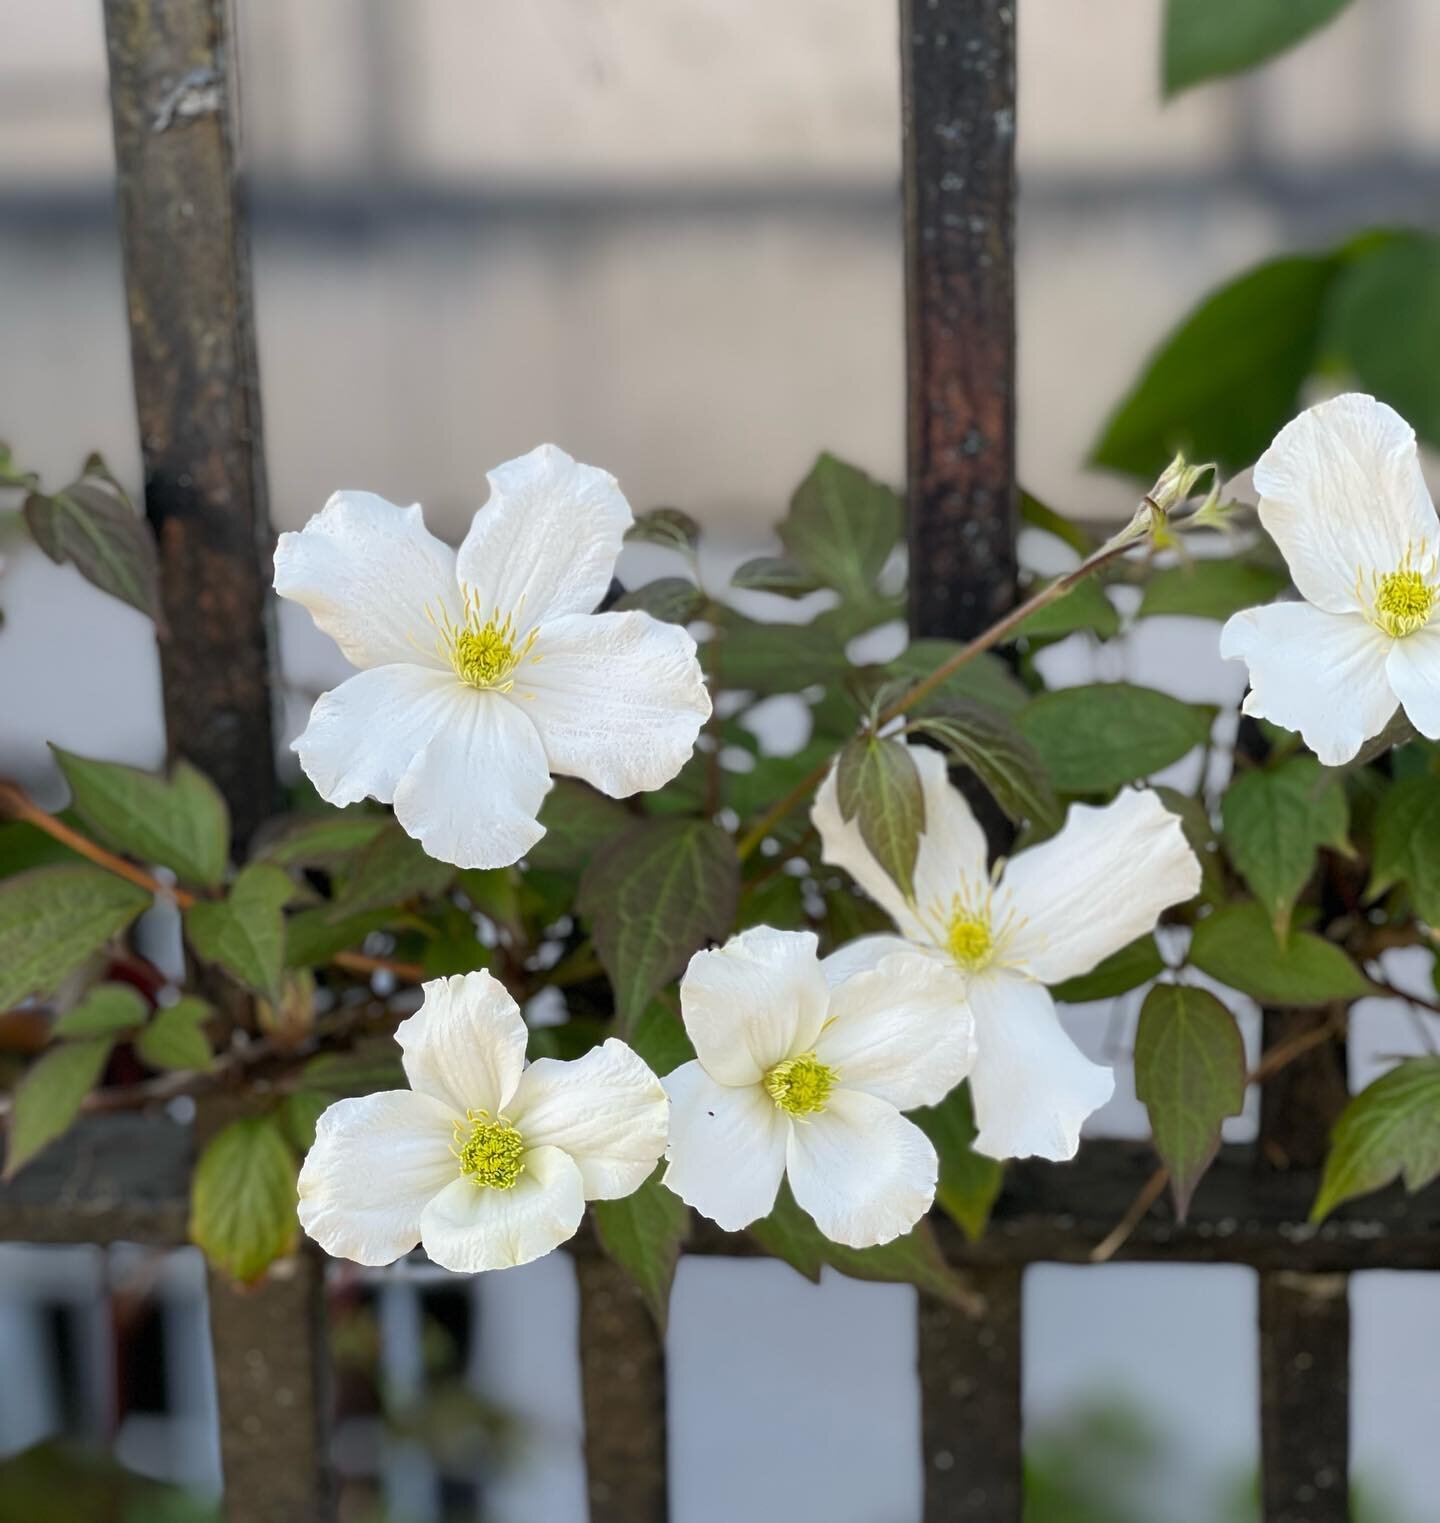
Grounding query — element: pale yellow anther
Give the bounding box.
[428,589,537,691]
[453,1109,526,1189]
[1358,547,1438,640]
[764,1052,837,1117]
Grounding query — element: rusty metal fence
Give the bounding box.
[1,2,1430,1520]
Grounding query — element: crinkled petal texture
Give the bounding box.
[967,972,1114,1161]
[812,743,988,942]
[274,492,458,670]
[517,611,710,796]
[661,1061,789,1230]
[1254,393,1439,614]
[456,445,631,624]
[786,1089,937,1248]
[392,689,551,869]
[814,951,974,1110]
[1221,601,1396,766]
[297,1089,459,1266]
[1386,625,1440,740]
[419,1146,586,1273]
[1001,790,1201,985]
[396,972,527,1117]
[679,927,831,1086]
[509,1039,668,1200]
[819,934,921,986]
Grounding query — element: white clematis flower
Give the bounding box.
[813,745,1201,1161]
[661,925,977,1248]
[1221,393,1440,765]
[274,445,711,868]
[297,971,668,1272]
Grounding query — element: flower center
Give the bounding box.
[1358,549,1438,639]
[763,1052,837,1116]
[453,1110,526,1189]
[427,590,537,691]
[946,914,993,970]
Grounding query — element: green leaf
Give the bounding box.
[1312,1057,1440,1220]
[0,818,85,876]
[709,610,845,692]
[1012,577,1119,641]
[880,641,1029,718]
[1371,775,1440,924]
[628,1001,698,1078]
[0,865,151,1011]
[1018,683,1212,794]
[330,823,455,918]
[1138,559,1289,622]
[189,1115,300,1282]
[53,981,147,1037]
[300,1040,405,1099]
[910,1084,1003,1242]
[1188,901,1371,1006]
[51,747,230,888]
[1134,983,1246,1219]
[613,577,706,624]
[750,1184,976,1309]
[526,779,633,874]
[5,1037,112,1178]
[23,468,160,619]
[1091,255,1339,480]
[591,1166,690,1329]
[135,997,213,1071]
[778,454,902,606]
[1020,489,1096,557]
[912,702,1062,833]
[185,863,294,999]
[1164,0,1356,96]
[579,819,740,1030]
[1326,232,1440,454]
[255,812,387,870]
[1051,936,1165,1005]
[1221,757,1349,939]
[730,555,824,597]
[284,905,394,968]
[277,1090,332,1153]
[835,737,926,900]
[626,505,700,554]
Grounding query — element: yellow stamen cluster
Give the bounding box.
[946,915,993,969]
[1358,548,1438,640]
[453,1109,526,1189]
[936,878,1025,973]
[764,1052,837,1117]
[428,589,537,690]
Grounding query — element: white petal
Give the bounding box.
[1220,601,1396,766]
[1386,625,1440,740]
[274,492,458,670]
[515,611,710,796]
[297,1090,458,1266]
[661,1060,787,1230]
[508,1039,668,1200]
[967,971,1113,1161]
[814,951,975,1110]
[456,445,632,625]
[419,1146,585,1272]
[1254,393,1439,614]
[786,1089,936,1249]
[293,664,462,808]
[812,742,986,943]
[819,934,921,985]
[391,690,551,869]
[678,927,830,1087]
[395,971,528,1117]
[1001,789,1201,986]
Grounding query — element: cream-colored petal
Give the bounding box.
[419,1145,585,1272]
[395,971,529,1118]
[678,927,831,1087]
[1254,393,1439,614]
[1221,601,1396,766]
[1385,624,1440,741]
[455,445,632,625]
[517,611,710,797]
[274,492,458,670]
[967,972,1113,1162]
[819,934,926,985]
[786,1089,936,1249]
[813,951,975,1110]
[1001,790,1200,986]
[661,1060,788,1231]
[391,690,551,869]
[508,1039,668,1200]
[297,1090,459,1266]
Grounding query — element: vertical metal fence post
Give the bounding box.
[901,4,1023,1519]
[102,5,329,1520]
